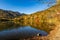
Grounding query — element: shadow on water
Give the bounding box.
[0,21,48,40]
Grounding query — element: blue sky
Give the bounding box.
[0,0,56,14]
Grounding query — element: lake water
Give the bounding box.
[0,21,48,40]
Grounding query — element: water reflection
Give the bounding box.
[0,21,20,31]
[0,21,48,39]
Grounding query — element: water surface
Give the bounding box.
[0,21,48,39]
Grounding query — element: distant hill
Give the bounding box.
[0,9,26,19]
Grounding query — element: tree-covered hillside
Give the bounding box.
[14,3,60,33]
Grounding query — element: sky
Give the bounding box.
[0,0,56,14]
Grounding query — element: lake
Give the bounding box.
[0,21,48,40]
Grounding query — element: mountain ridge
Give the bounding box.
[0,9,26,21]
